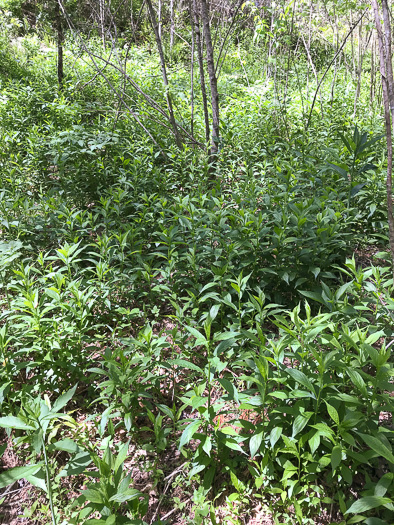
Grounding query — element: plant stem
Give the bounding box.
[42,438,57,525]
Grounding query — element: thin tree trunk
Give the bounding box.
[302,33,324,118]
[146,0,183,149]
[381,0,394,130]
[350,11,356,80]
[284,0,297,100]
[158,0,162,40]
[370,31,375,105]
[306,9,367,130]
[200,0,220,157]
[190,0,195,136]
[99,0,105,50]
[267,4,274,80]
[170,0,175,53]
[238,36,249,87]
[371,0,394,279]
[330,8,339,105]
[192,0,210,145]
[353,21,368,118]
[55,1,64,89]
[306,0,312,100]
[214,0,243,78]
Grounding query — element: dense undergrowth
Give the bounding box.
[0,29,393,525]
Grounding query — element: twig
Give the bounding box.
[306,8,368,130]
[163,461,187,481]
[149,462,187,524]
[158,497,192,522]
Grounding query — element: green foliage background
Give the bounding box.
[0,2,392,524]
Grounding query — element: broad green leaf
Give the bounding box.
[179,420,200,449]
[202,436,212,456]
[363,519,389,525]
[191,396,207,410]
[331,445,342,472]
[52,438,81,454]
[250,432,263,458]
[230,470,245,493]
[109,489,142,503]
[168,359,203,373]
[287,369,315,395]
[218,378,239,403]
[358,134,384,153]
[326,162,348,179]
[346,368,368,398]
[299,290,326,305]
[339,132,353,153]
[114,441,130,472]
[208,304,220,322]
[52,384,77,413]
[292,413,311,437]
[0,464,42,488]
[309,432,320,454]
[215,337,236,355]
[325,402,340,425]
[25,469,47,492]
[59,452,92,477]
[185,326,207,344]
[346,516,366,524]
[255,356,269,381]
[350,182,367,198]
[82,488,106,504]
[223,438,246,454]
[268,391,289,400]
[213,331,240,342]
[345,496,391,514]
[0,416,35,430]
[220,426,239,436]
[374,473,393,497]
[157,404,174,420]
[365,331,385,345]
[336,281,354,300]
[357,433,394,464]
[270,427,282,448]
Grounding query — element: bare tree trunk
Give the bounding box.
[55,0,64,89]
[349,11,356,80]
[192,0,210,145]
[306,0,312,100]
[214,0,244,79]
[200,0,220,157]
[381,0,394,130]
[56,0,204,154]
[190,0,195,136]
[302,33,324,118]
[330,8,339,105]
[170,0,175,53]
[353,20,365,118]
[283,0,297,107]
[99,0,106,50]
[370,31,375,106]
[131,0,136,42]
[158,0,162,40]
[371,0,394,279]
[146,0,183,149]
[238,36,249,87]
[267,4,274,80]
